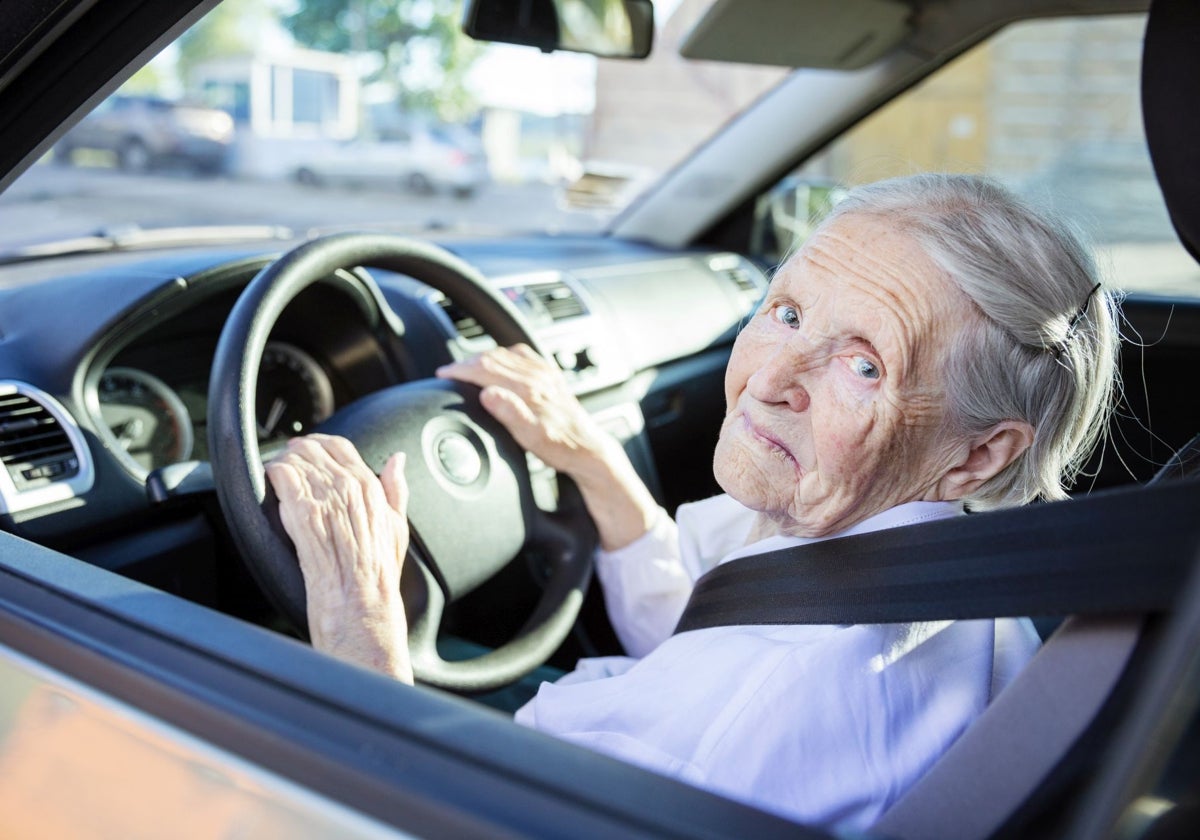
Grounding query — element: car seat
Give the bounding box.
[870,1,1200,836]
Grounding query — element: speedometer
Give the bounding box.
[98,367,195,473]
[255,342,335,443]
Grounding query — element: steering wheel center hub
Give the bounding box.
[433,429,483,485]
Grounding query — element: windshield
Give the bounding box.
[0,0,786,251]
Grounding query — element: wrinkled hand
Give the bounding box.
[439,344,660,551]
[437,343,609,477]
[265,434,414,683]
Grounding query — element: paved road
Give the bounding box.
[0,163,607,249]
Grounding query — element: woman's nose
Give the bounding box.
[745,345,812,412]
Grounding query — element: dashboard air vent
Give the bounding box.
[721,264,760,294]
[709,254,766,313]
[0,391,80,490]
[437,296,488,340]
[529,281,586,321]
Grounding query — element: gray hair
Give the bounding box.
[819,173,1119,508]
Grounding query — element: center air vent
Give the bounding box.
[437,279,587,339]
[709,254,765,296]
[721,264,760,293]
[437,296,488,340]
[528,280,587,321]
[0,392,80,490]
[709,254,766,315]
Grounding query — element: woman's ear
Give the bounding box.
[935,421,1035,501]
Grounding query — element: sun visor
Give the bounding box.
[679,0,912,69]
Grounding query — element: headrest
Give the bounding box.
[1142,0,1200,263]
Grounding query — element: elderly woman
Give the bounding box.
[265,173,1118,832]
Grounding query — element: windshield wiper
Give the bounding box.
[0,224,296,266]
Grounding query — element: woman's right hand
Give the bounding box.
[437,344,661,551]
[265,434,413,683]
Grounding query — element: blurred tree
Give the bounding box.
[123,63,168,95]
[285,0,483,123]
[177,0,277,86]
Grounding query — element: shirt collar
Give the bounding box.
[720,500,964,568]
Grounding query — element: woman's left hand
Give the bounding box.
[438,344,662,551]
[437,343,609,477]
[265,434,414,683]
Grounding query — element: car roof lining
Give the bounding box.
[674,0,1151,71]
[613,0,1150,248]
[679,0,914,69]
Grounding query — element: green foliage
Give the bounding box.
[122,63,167,95]
[284,0,483,123]
[177,0,275,85]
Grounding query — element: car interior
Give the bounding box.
[1,0,1199,836]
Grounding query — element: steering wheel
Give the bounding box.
[208,233,596,692]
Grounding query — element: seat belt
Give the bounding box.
[674,478,1200,633]
[671,480,1200,840]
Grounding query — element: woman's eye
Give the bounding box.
[852,357,881,380]
[771,304,800,328]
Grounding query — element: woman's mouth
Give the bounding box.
[740,413,802,471]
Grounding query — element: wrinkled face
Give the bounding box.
[714,213,979,538]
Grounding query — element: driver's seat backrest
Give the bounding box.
[870,441,1198,840]
[1150,431,1200,484]
[1142,0,1200,264]
[873,1,1200,835]
[870,615,1144,840]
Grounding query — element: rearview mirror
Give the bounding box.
[462,0,654,59]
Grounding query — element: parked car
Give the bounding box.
[51,93,234,175]
[294,124,488,197]
[0,0,1198,837]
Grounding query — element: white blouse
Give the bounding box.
[515,495,1041,833]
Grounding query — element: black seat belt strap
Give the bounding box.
[675,479,1200,634]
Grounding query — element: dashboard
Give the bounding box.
[88,276,397,476]
[0,236,768,566]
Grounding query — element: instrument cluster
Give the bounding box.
[96,341,337,477]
